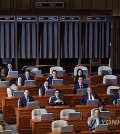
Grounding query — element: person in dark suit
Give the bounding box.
[109,89,120,105]
[19,89,34,107]
[49,89,66,106]
[88,109,105,131]
[39,80,53,96]
[74,68,86,84]
[4,62,16,77]
[21,69,34,85]
[79,87,102,105]
[47,70,57,85]
[72,76,88,94]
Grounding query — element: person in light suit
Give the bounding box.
[79,87,102,105]
[21,69,34,85]
[88,109,105,131]
[19,89,34,107]
[49,89,66,106]
[72,76,88,94]
[109,88,120,105]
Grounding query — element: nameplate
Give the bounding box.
[17,16,37,21]
[35,2,64,8]
[0,16,15,21]
[39,16,58,21]
[60,16,80,21]
[87,16,106,21]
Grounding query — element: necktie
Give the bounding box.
[90,94,92,100]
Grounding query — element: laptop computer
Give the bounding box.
[77,88,87,95]
[52,79,63,85]
[1,130,12,134]
[87,99,99,106]
[110,88,119,94]
[40,113,53,120]
[117,99,120,105]
[13,91,24,98]
[25,80,36,86]
[8,71,19,78]
[61,125,73,132]
[45,89,55,96]
[102,70,112,75]
[105,79,117,84]
[83,78,91,84]
[27,101,39,109]
[95,124,108,132]
[68,112,80,118]
[57,70,65,76]
[31,70,42,76]
[100,111,110,119]
[82,70,88,76]
[0,81,9,87]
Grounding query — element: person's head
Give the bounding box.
[25,69,31,77]
[78,76,83,84]
[52,70,57,77]
[11,78,16,85]
[44,80,49,87]
[87,87,93,95]
[55,89,61,97]
[24,89,30,98]
[93,109,100,117]
[7,63,12,69]
[98,102,105,111]
[77,69,83,76]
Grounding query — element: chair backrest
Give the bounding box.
[74,66,88,76]
[103,75,117,84]
[107,86,120,95]
[60,109,76,118]
[31,68,38,71]
[50,66,63,74]
[98,66,112,76]
[17,77,21,86]
[52,120,68,132]
[32,108,47,120]
[7,88,13,97]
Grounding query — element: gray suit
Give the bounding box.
[88,116,104,131]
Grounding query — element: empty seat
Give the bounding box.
[103,75,117,84]
[107,86,120,95]
[98,66,112,76]
[60,109,76,118]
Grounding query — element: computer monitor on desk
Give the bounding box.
[25,80,36,86]
[8,71,19,78]
[27,101,39,109]
[52,79,63,85]
[0,81,9,87]
[87,99,99,107]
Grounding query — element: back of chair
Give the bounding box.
[17,77,21,86]
[103,75,117,84]
[107,86,120,95]
[74,66,88,76]
[7,88,13,97]
[60,109,76,118]
[98,66,112,76]
[50,66,63,74]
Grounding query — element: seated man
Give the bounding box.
[72,76,88,94]
[88,109,105,131]
[79,87,102,105]
[4,62,16,77]
[39,80,53,96]
[49,89,66,106]
[109,88,120,105]
[21,69,34,85]
[19,89,34,107]
[47,70,57,85]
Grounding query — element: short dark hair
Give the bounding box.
[93,109,100,114]
[11,78,16,84]
[24,89,30,92]
[25,69,31,73]
[52,70,57,74]
[55,89,61,93]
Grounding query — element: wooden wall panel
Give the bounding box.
[83,0,92,9]
[94,0,107,9]
[72,0,83,9]
[107,0,112,9]
[113,0,119,16]
[0,0,13,9]
[14,0,31,9]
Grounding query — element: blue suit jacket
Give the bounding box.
[0,75,5,81]
[19,96,34,107]
[80,93,102,105]
[21,74,34,85]
[72,83,88,94]
[109,93,120,105]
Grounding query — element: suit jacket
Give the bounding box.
[79,93,102,105]
[49,96,66,106]
[47,76,57,85]
[109,93,120,105]
[74,75,86,84]
[4,67,16,77]
[72,83,88,94]
[39,86,52,95]
[88,117,104,131]
[19,96,34,107]
[0,75,5,81]
[21,74,34,85]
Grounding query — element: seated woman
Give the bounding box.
[74,68,86,84]
[49,89,66,106]
[39,80,53,96]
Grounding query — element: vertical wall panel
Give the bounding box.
[83,0,92,9]
[113,0,119,16]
